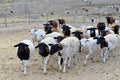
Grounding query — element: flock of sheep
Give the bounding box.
[14,17,120,76]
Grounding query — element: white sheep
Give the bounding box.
[58,36,80,72]
[45,32,63,37]
[80,37,99,66]
[29,29,46,44]
[14,39,34,75]
[35,37,58,74]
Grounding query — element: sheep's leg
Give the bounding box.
[67,57,71,68]
[100,49,104,57]
[83,52,91,66]
[41,57,44,70]
[43,55,50,74]
[103,49,109,62]
[102,49,107,63]
[106,50,109,60]
[23,60,29,76]
[63,57,68,72]
[58,56,62,71]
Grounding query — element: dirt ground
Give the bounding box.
[0,23,120,80]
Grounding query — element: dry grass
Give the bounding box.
[0,0,15,9]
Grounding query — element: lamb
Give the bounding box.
[35,37,62,74]
[29,29,46,44]
[58,18,66,28]
[80,38,99,65]
[50,36,80,72]
[82,25,99,38]
[61,24,83,39]
[94,34,119,62]
[14,39,34,75]
[97,22,114,37]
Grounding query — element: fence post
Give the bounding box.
[5,13,7,27]
[28,11,30,24]
[74,14,76,25]
[47,13,48,22]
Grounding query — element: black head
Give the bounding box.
[58,19,65,25]
[35,43,49,57]
[62,25,71,30]
[97,22,106,30]
[114,25,119,34]
[43,23,52,34]
[14,43,29,52]
[93,36,108,48]
[87,27,97,37]
[49,44,63,55]
[62,25,71,37]
[14,43,30,60]
[54,36,65,43]
[72,31,83,40]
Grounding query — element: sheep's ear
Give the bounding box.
[72,32,75,34]
[34,29,37,32]
[80,32,83,34]
[35,45,39,48]
[14,43,19,47]
[54,37,57,39]
[24,44,29,47]
[93,37,98,39]
[48,44,53,46]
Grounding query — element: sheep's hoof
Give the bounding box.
[67,66,70,69]
[40,68,44,70]
[83,63,87,66]
[43,73,47,75]
[23,74,27,76]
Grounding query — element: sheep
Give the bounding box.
[48,20,61,32]
[61,24,83,39]
[94,34,119,62]
[58,18,66,28]
[43,23,52,34]
[82,25,99,38]
[43,22,62,33]
[50,36,80,72]
[35,37,62,74]
[14,39,34,75]
[29,29,46,44]
[80,37,99,65]
[45,32,63,38]
[97,22,114,37]
[105,15,115,26]
[113,25,119,34]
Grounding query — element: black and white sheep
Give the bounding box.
[51,36,80,72]
[94,34,119,62]
[14,39,34,75]
[82,25,99,38]
[35,37,62,74]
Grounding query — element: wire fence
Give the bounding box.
[0,5,120,28]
